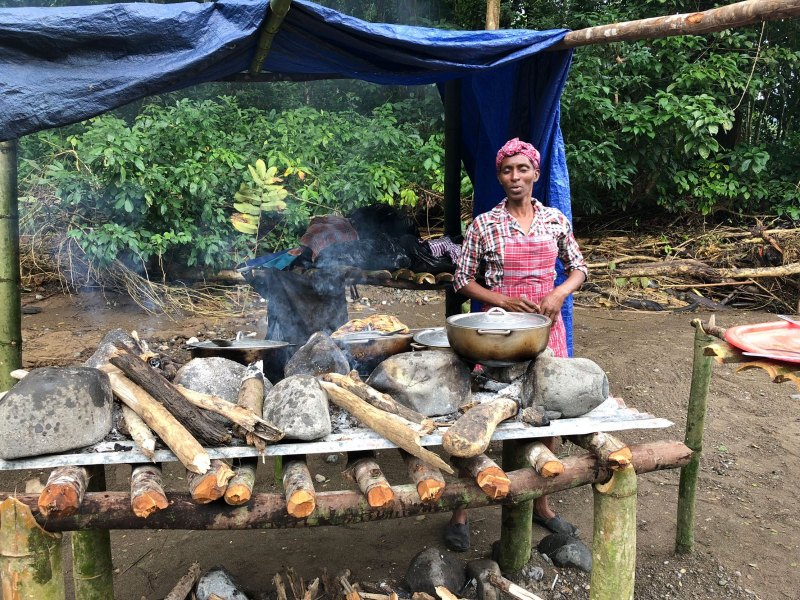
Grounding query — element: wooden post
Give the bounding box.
[590,465,637,600]
[486,0,500,31]
[676,321,714,554]
[0,497,65,599]
[443,77,464,318]
[496,440,532,574]
[0,139,21,392]
[71,465,114,600]
[249,0,294,75]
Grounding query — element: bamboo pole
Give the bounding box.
[496,440,533,573]
[557,0,800,49]
[249,0,293,75]
[676,321,715,554]
[590,465,637,600]
[0,139,21,392]
[71,465,114,600]
[0,497,66,599]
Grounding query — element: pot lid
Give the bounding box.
[447,307,550,330]
[186,339,291,350]
[413,327,450,348]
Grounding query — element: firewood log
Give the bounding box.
[187,460,234,504]
[345,452,395,509]
[109,344,230,446]
[522,442,564,478]
[451,455,510,500]
[569,432,632,470]
[321,372,436,433]
[130,464,169,518]
[442,398,518,458]
[224,458,258,506]
[38,466,89,517]
[487,574,544,600]
[121,405,157,461]
[435,587,464,600]
[164,562,201,600]
[235,366,267,452]
[400,450,445,502]
[283,459,316,518]
[320,382,453,474]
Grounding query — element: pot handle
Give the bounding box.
[476,329,513,336]
[486,307,508,316]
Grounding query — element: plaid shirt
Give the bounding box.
[454,199,588,291]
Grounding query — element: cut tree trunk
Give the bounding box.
[442,398,518,458]
[109,344,230,446]
[131,464,169,518]
[522,442,564,477]
[570,432,632,470]
[321,372,436,433]
[224,458,258,506]
[320,382,453,474]
[400,450,445,502]
[345,452,395,509]
[235,367,267,452]
[283,458,316,518]
[606,258,800,280]
[122,404,157,461]
[187,460,234,504]
[38,466,89,518]
[452,454,510,500]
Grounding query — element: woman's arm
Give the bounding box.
[538,269,586,322]
[458,281,540,313]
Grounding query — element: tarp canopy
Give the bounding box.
[0,0,577,348]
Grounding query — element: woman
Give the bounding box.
[445,138,588,552]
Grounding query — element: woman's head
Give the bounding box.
[495,138,540,172]
[496,138,540,202]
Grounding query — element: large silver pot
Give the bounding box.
[445,307,551,366]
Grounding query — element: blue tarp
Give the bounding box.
[0,0,577,350]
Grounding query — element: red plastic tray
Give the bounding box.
[723,321,800,364]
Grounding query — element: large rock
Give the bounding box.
[0,367,113,459]
[537,534,592,572]
[174,357,251,403]
[466,559,502,600]
[284,332,350,378]
[521,356,608,418]
[367,351,470,417]
[262,375,331,440]
[195,566,250,600]
[404,547,466,596]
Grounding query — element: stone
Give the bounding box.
[284,331,350,378]
[537,534,592,572]
[404,547,466,596]
[466,559,502,600]
[83,328,145,369]
[262,375,331,440]
[522,356,608,417]
[195,566,250,600]
[0,367,113,459]
[174,357,250,425]
[482,361,530,384]
[367,351,470,417]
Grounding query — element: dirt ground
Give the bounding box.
[4,285,799,600]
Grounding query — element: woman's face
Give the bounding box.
[497,154,539,202]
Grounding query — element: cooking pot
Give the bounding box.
[445,307,551,366]
[334,331,413,375]
[186,338,291,367]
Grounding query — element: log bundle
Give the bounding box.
[345,452,395,509]
[131,464,169,518]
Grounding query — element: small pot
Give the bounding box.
[445,307,551,366]
[334,332,413,375]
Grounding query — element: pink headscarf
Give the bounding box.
[495,138,540,172]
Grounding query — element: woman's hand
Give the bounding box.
[499,295,539,313]
[538,289,567,322]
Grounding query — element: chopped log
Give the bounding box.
[520,406,549,427]
[345,453,395,509]
[224,458,258,506]
[164,562,201,600]
[304,577,321,600]
[487,574,544,600]
[104,370,211,474]
[435,272,454,284]
[414,272,436,285]
[400,450,445,502]
[569,432,632,470]
[274,573,288,600]
[392,268,415,281]
[187,459,234,504]
[413,595,436,600]
[131,464,169,518]
[176,383,283,443]
[38,466,89,517]
[522,442,564,478]
[607,258,800,281]
[442,398,519,458]
[283,458,316,518]
[340,572,362,600]
[0,497,65,599]
[235,366,268,452]
[320,381,453,474]
[321,372,436,433]
[451,454,510,500]
[109,344,231,446]
[122,404,157,460]
[435,587,463,600]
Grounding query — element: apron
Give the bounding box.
[487,233,568,358]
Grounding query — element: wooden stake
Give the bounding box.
[71,465,114,599]
[235,367,268,452]
[38,466,89,518]
[109,344,230,446]
[187,460,234,504]
[569,432,632,470]
[283,458,316,518]
[0,497,65,599]
[400,450,445,502]
[131,464,169,518]
[164,562,201,600]
[451,454,510,500]
[321,372,436,433]
[224,458,258,506]
[0,140,21,393]
[122,404,157,461]
[320,382,453,474]
[345,453,395,509]
[496,441,532,574]
[590,465,637,600]
[522,442,564,477]
[442,398,518,458]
